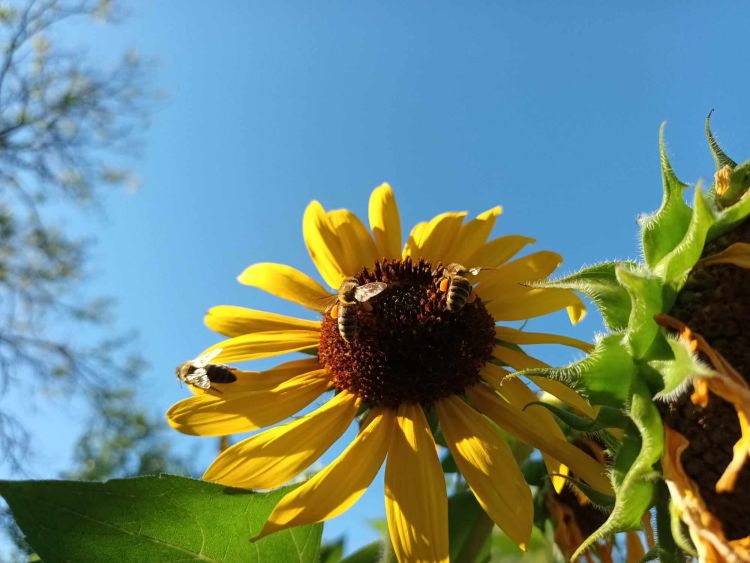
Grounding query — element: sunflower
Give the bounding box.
[167,183,611,562]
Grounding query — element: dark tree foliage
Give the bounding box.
[0,0,152,470]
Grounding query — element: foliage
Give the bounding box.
[0,475,323,562]
[0,0,151,469]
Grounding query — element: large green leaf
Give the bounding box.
[639,123,693,268]
[448,489,492,563]
[0,475,322,563]
[535,262,633,331]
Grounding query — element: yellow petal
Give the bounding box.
[476,251,562,296]
[327,209,377,276]
[237,262,331,312]
[201,330,320,363]
[481,372,568,493]
[701,242,750,268]
[402,221,427,259]
[437,396,532,547]
[167,370,329,436]
[468,384,612,494]
[205,305,320,337]
[228,358,323,392]
[486,287,586,325]
[258,408,394,538]
[303,200,347,288]
[494,326,593,353]
[528,376,597,419]
[493,344,547,370]
[369,183,402,260]
[203,391,360,489]
[414,212,467,264]
[449,206,503,264]
[464,235,536,268]
[386,404,449,563]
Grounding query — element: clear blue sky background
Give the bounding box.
[5,0,750,556]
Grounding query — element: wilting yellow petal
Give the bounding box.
[386,404,449,563]
[201,330,320,363]
[468,384,612,494]
[327,209,377,275]
[464,235,536,268]
[701,242,750,269]
[476,251,562,295]
[203,391,360,489]
[257,409,395,538]
[449,206,503,265]
[303,200,348,288]
[237,262,331,312]
[167,370,329,436]
[437,395,532,547]
[486,287,586,325]
[369,183,402,260]
[205,305,320,337]
[495,326,593,353]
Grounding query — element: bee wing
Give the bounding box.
[318,294,339,313]
[194,348,222,367]
[186,371,211,389]
[468,267,483,275]
[354,282,387,302]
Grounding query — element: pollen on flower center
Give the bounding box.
[317,257,496,408]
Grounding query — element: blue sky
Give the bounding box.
[6,0,750,555]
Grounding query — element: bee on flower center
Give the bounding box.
[324,277,387,343]
[439,263,482,312]
[176,348,237,391]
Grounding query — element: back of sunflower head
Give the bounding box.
[523,115,750,561]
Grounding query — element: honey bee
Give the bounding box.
[439,263,482,312]
[176,348,237,391]
[323,278,387,343]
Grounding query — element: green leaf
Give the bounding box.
[615,264,664,359]
[654,185,715,286]
[320,538,345,563]
[650,335,715,399]
[572,380,663,560]
[522,333,635,408]
[0,475,322,563]
[535,262,633,331]
[449,489,493,563]
[639,123,693,268]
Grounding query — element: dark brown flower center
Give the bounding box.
[317,258,496,408]
[661,219,750,540]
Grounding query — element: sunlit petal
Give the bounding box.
[437,395,532,548]
[465,235,536,268]
[205,305,320,337]
[327,209,377,275]
[449,206,503,264]
[495,325,592,353]
[303,200,348,288]
[237,262,331,312]
[386,404,449,563]
[369,183,402,259]
[203,391,360,489]
[201,330,319,363]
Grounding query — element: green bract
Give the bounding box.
[525,116,750,560]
